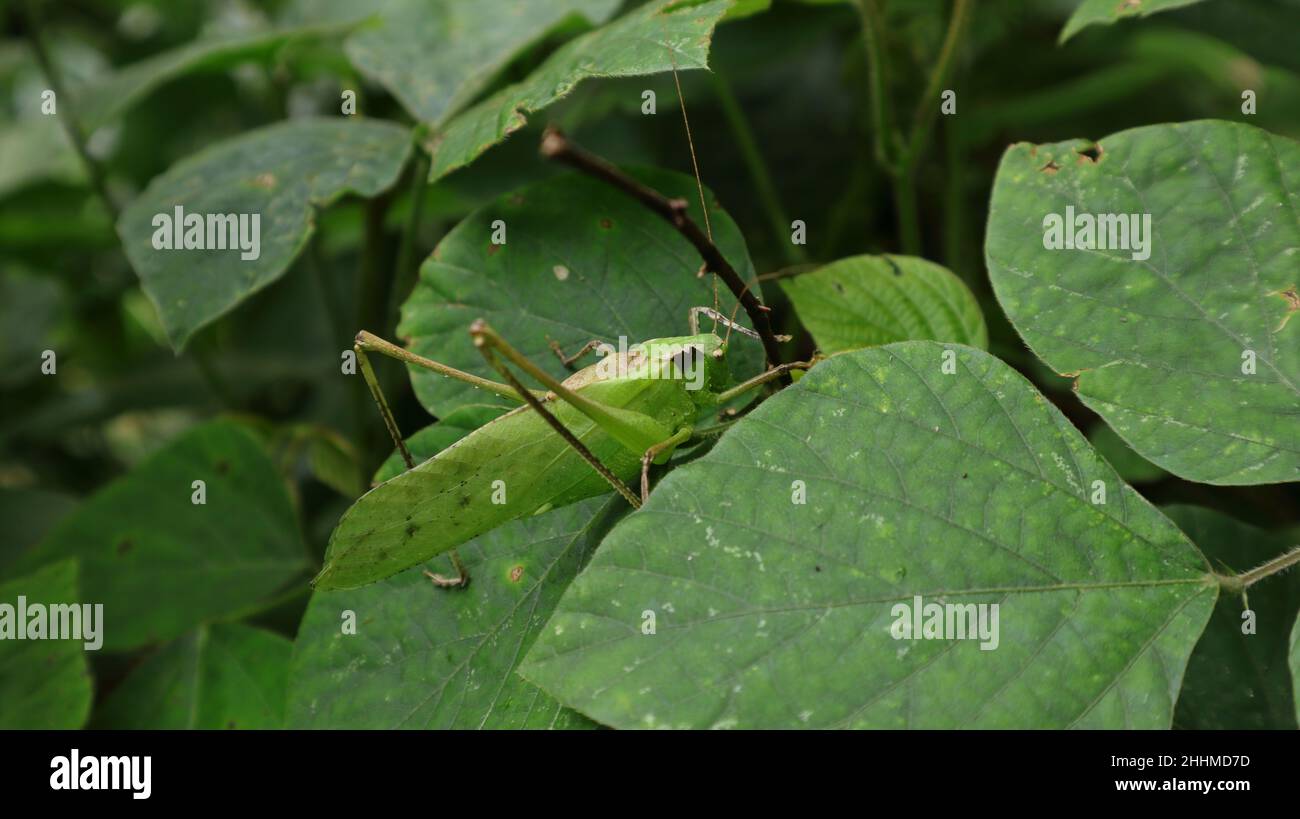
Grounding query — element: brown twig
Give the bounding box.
[539,127,789,384]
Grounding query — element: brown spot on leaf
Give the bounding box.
[406,524,418,538]
[1076,143,1102,163]
[215,460,229,475]
[487,243,500,256]
[252,173,276,190]
[1040,160,1060,174]
[1279,286,1299,312]
[116,539,133,556]
[599,218,612,229]
[509,565,524,582]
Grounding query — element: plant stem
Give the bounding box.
[23,0,118,223]
[1219,545,1300,594]
[850,0,898,172]
[540,127,789,382]
[711,73,805,266]
[904,0,973,171]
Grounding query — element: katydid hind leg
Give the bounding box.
[640,426,693,503]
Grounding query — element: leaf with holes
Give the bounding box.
[521,342,1218,728]
[399,167,761,417]
[14,421,310,652]
[781,254,987,353]
[93,623,292,729]
[985,120,1300,485]
[288,496,622,729]
[119,118,412,350]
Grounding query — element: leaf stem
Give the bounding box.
[540,127,789,382]
[1219,545,1300,594]
[22,0,119,223]
[711,73,805,266]
[850,0,898,172]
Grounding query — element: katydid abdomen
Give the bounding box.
[313,373,698,590]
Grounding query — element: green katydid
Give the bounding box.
[311,307,808,591]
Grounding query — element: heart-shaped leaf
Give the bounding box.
[341,0,620,126]
[985,120,1299,485]
[399,167,761,417]
[0,561,93,729]
[1165,505,1300,729]
[521,342,1218,728]
[289,496,623,728]
[1059,0,1209,44]
[15,420,310,652]
[93,623,292,729]
[428,0,731,180]
[119,118,412,350]
[780,254,987,353]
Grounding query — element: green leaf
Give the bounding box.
[399,166,761,417]
[428,0,731,180]
[118,118,412,350]
[15,421,310,652]
[780,254,987,353]
[1059,0,1210,44]
[0,119,81,198]
[93,623,292,729]
[985,120,1300,485]
[75,25,355,133]
[1166,505,1299,729]
[521,342,1218,728]
[0,561,93,729]
[372,405,505,484]
[0,269,63,389]
[343,0,620,126]
[0,488,77,572]
[289,496,622,728]
[1087,423,1167,484]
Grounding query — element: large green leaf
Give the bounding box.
[15,421,310,652]
[0,269,63,389]
[0,561,93,729]
[1167,505,1299,729]
[780,254,987,353]
[342,0,620,126]
[427,0,731,180]
[521,342,1218,728]
[399,167,761,417]
[1059,0,1210,44]
[93,623,292,729]
[119,118,412,350]
[985,120,1299,485]
[289,496,622,729]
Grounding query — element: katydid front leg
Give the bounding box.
[352,330,545,589]
[640,426,693,502]
[548,338,604,370]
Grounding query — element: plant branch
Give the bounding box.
[904,0,973,170]
[388,147,432,331]
[540,127,789,382]
[23,0,118,222]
